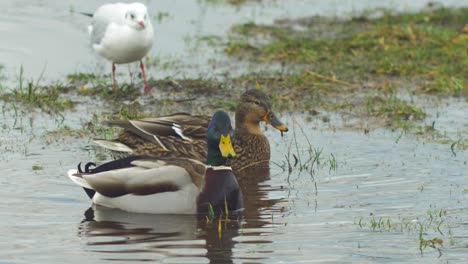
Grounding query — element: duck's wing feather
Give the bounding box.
[105,113,210,143]
[104,119,169,149]
[148,113,210,139]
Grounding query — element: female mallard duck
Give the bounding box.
[67,111,243,214]
[94,89,289,172]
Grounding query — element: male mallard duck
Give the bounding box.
[94,89,289,172]
[67,111,243,214]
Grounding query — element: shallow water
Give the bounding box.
[0,0,467,263]
[0,102,467,263]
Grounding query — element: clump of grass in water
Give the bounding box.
[357,207,448,255]
[32,164,44,171]
[204,199,240,239]
[273,121,338,181]
[0,66,73,113]
[206,203,215,224]
[365,91,426,131]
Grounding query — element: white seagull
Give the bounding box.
[87,2,154,92]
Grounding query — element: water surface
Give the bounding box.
[0,105,467,263]
[0,1,467,263]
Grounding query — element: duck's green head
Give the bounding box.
[206,111,236,166]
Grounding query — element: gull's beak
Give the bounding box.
[138,21,145,28]
[219,134,236,158]
[263,110,289,132]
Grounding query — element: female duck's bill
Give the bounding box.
[66,111,243,215]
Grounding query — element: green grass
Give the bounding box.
[274,122,338,179]
[0,6,463,144]
[67,72,143,100]
[366,93,426,128]
[357,207,448,253]
[0,66,73,113]
[32,164,44,171]
[45,125,88,139]
[224,7,467,95]
[149,77,226,95]
[203,6,468,133]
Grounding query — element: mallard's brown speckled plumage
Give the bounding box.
[94,89,288,173]
[96,113,210,161]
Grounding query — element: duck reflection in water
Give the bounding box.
[77,165,284,263]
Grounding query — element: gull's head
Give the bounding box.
[124,3,151,30]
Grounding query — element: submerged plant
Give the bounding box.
[206,203,215,223]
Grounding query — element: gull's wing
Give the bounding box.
[89,3,128,44]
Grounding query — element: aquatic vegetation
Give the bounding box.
[357,207,449,254]
[0,66,73,113]
[365,93,426,130]
[200,6,468,135]
[224,7,467,96]
[149,77,226,95]
[154,11,170,23]
[45,125,89,141]
[206,203,215,223]
[274,122,338,178]
[67,72,143,100]
[200,0,255,6]
[32,164,44,171]
[450,138,468,153]
[0,64,5,91]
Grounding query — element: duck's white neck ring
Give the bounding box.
[206,165,232,171]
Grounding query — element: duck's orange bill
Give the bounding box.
[219,134,236,158]
[263,110,289,132]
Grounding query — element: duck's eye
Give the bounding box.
[130,14,135,19]
[254,101,260,105]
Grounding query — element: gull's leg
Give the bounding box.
[139,60,150,93]
[112,63,117,90]
[128,64,134,86]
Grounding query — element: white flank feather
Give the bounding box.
[93,139,134,153]
[130,160,167,169]
[93,184,199,214]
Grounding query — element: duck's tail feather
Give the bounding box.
[67,169,95,199]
